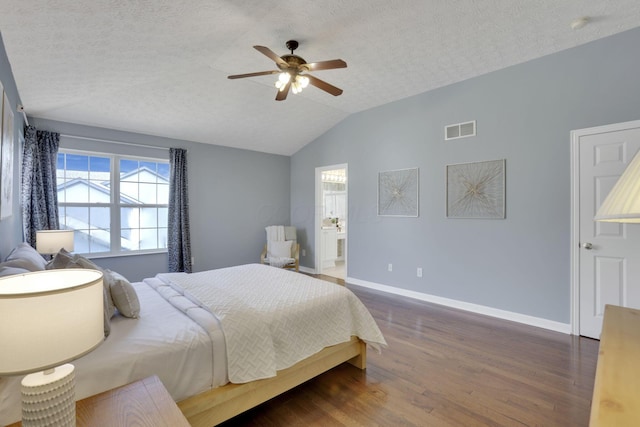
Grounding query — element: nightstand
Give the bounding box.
[8,375,190,427]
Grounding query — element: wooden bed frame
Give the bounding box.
[178,336,367,427]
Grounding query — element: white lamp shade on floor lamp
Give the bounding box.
[36,229,75,254]
[595,149,640,222]
[0,269,104,426]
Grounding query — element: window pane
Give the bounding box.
[89,206,110,230]
[139,183,157,204]
[121,207,140,229]
[120,181,138,203]
[65,206,90,226]
[120,159,139,180]
[139,228,158,250]
[60,205,110,253]
[121,229,139,251]
[157,183,169,204]
[89,228,111,253]
[140,161,158,182]
[66,154,89,171]
[89,156,110,173]
[158,227,168,248]
[141,207,158,228]
[158,163,170,181]
[158,207,168,226]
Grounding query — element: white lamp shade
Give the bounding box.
[36,230,75,254]
[0,269,104,375]
[595,149,640,223]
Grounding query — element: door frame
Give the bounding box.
[570,119,640,335]
[315,163,348,276]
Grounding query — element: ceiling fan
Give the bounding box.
[228,40,347,101]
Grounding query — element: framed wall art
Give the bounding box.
[446,159,505,219]
[378,167,419,217]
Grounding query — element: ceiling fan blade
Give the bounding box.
[306,74,343,96]
[275,81,291,101]
[254,45,288,67]
[228,70,279,79]
[305,59,347,71]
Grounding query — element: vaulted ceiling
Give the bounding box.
[1,1,639,155]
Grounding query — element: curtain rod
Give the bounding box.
[60,134,171,151]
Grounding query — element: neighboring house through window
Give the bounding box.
[57,150,169,255]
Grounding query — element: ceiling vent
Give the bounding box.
[445,120,476,141]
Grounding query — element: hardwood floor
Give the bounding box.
[219,276,599,426]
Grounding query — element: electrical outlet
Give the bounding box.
[301,249,306,257]
[388,263,393,272]
[191,256,195,266]
[417,267,423,278]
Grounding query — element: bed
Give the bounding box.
[0,249,386,427]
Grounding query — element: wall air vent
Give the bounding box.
[445,120,476,141]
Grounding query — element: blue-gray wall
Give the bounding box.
[29,118,291,281]
[291,26,640,324]
[0,33,25,258]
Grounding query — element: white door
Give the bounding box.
[573,120,640,338]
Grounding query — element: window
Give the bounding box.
[57,150,169,255]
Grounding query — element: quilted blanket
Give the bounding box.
[156,264,386,383]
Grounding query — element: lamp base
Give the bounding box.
[21,363,76,427]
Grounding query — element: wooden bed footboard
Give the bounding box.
[178,336,367,427]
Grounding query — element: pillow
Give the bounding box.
[0,258,45,272]
[45,248,75,270]
[267,240,293,258]
[4,243,47,271]
[46,250,117,321]
[104,269,140,318]
[0,266,30,277]
[71,254,102,270]
[70,255,119,318]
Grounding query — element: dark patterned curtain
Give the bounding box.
[168,148,192,273]
[21,126,60,247]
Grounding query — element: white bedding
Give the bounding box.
[157,263,387,383]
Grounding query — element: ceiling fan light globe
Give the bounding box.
[298,76,309,88]
[278,72,290,84]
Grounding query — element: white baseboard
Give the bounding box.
[298,265,316,275]
[346,276,572,335]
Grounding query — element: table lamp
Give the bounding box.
[595,149,640,222]
[0,269,104,427]
[36,229,75,254]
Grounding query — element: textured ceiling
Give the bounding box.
[1,1,639,155]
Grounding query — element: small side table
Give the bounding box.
[8,375,190,427]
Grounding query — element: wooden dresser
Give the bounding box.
[8,375,190,427]
[589,304,640,426]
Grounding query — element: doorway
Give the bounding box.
[315,164,347,279]
[571,119,640,338]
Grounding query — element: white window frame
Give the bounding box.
[57,148,169,258]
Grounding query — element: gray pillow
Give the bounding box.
[45,248,75,270]
[70,254,102,270]
[0,266,31,277]
[45,249,117,322]
[0,258,44,272]
[4,243,47,271]
[104,269,140,318]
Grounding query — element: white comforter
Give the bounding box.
[157,263,387,383]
